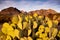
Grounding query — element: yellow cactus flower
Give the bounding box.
[47,20,52,28]
[43,33,47,37]
[10,23,16,28]
[6,35,11,40]
[52,28,58,37]
[23,22,28,29]
[39,29,44,33]
[33,21,37,29]
[36,29,44,36]
[18,15,22,22]
[7,30,15,38]
[28,29,31,36]
[45,27,50,33]
[2,23,14,34]
[11,15,18,24]
[2,23,9,28]
[33,13,38,17]
[7,25,14,31]
[39,33,47,38]
[39,25,44,30]
[45,17,49,21]
[2,27,7,34]
[14,29,19,38]
[53,20,58,25]
[1,23,15,38]
[7,26,14,34]
[29,15,32,19]
[8,29,19,39]
[28,36,33,40]
[57,31,60,37]
[38,16,43,19]
[35,32,39,36]
[53,15,57,20]
[39,34,43,38]
[25,16,28,22]
[17,22,22,30]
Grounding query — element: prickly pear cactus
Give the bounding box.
[0,13,60,40]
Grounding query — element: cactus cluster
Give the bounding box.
[0,13,60,40]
